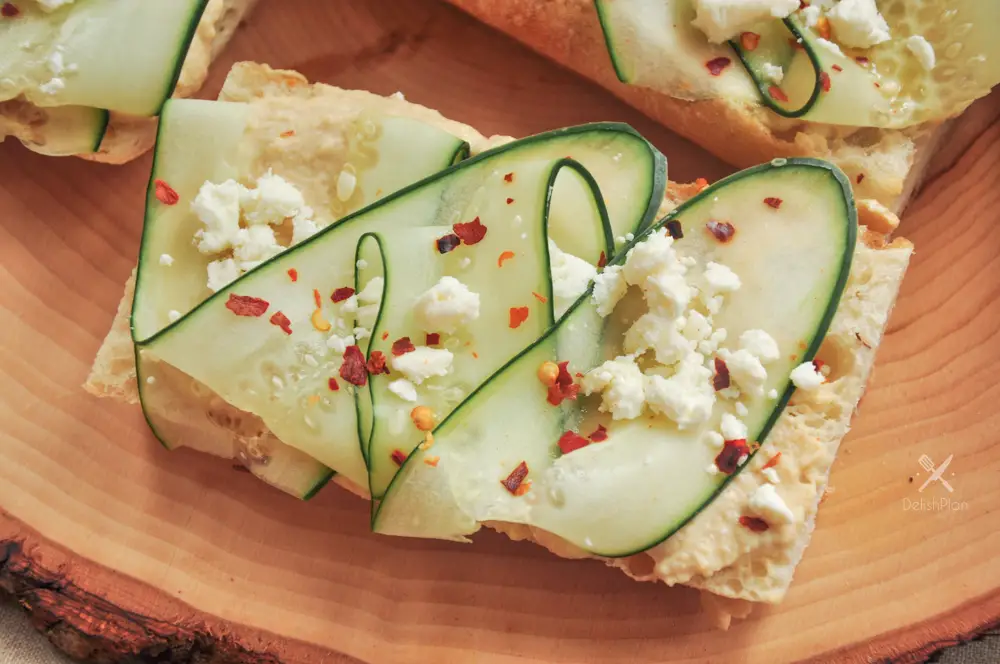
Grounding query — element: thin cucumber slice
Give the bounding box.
[0,0,209,116]
[141,124,665,497]
[374,159,856,557]
[15,104,108,156]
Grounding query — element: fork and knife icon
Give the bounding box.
[917,454,954,493]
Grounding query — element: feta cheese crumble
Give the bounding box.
[159,254,175,267]
[36,0,76,10]
[240,170,306,225]
[548,240,597,314]
[739,329,780,363]
[581,356,646,420]
[790,361,825,389]
[720,412,748,440]
[591,265,627,317]
[826,0,891,49]
[644,355,716,428]
[622,229,692,316]
[624,313,691,366]
[761,62,785,84]
[387,378,418,402]
[748,484,794,523]
[905,35,936,71]
[326,334,356,354]
[392,347,454,384]
[691,0,800,43]
[413,276,480,333]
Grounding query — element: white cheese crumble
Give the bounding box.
[392,346,454,384]
[790,361,825,389]
[581,356,646,420]
[336,169,357,202]
[622,229,692,316]
[762,467,780,484]
[761,62,785,84]
[167,310,181,323]
[158,254,174,267]
[720,412,748,441]
[326,334,356,354]
[644,355,716,428]
[702,261,741,296]
[905,35,936,71]
[240,170,305,225]
[548,240,597,313]
[387,378,418,402]
[815,37,845,58]
[38,78,65,95]
[591,265,627,317]
[36,0,75,10]
[292,216,319,244]
[768,388,779,399]
[826,0,891,48]
[206,258,241,293]
[748,484,794,523]
[717,348,768,395]
[355,277,384,329]
[691,0,800,43]
[193,180,244,254]
[735,402,749,417]
[624,313,691,366]
[413,276,480,333]
[739,329,780,363]
[801,4,822,27]
[704,430,725,448]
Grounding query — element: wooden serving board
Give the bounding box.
[1,1,999,662]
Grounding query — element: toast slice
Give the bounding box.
[85,62,913,618]
[441,0,950,213]
[0,0,258,164]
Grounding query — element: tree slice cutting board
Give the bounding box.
[1,1,999,662]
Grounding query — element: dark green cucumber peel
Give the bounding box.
[729,17,825,118]
[152,0,212,117]
[375,158,856,557]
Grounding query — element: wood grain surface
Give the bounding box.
[1,1,999,662]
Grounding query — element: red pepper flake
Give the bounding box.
[532,291,548,304]
[503,172,514,183]
[547,361,581,406]
[367,350,389,375]
[713,357,731,391]
[497,250,515,267]
[815,16,831,40]
[799,0,809,8]
[597,251,607,268]
[558,431,590,455]
[855,56,870,66]
[787,38,806,52]
[472,351,479,359]
[740,32,760,51]
[328,377,340,391]
[225,294,269,317]
[694,177,709,191]
[706,220,736,243]
[453,217,488,245]
[436,233,461,254]
[280,130,295,138]
[819,71,831,93]
[313,289,322,308]
[287,268,298,282]
[331,287,355,303]
[768,85,789,102]
[339,345,368,387]
[588,424,609,442]
[762,452,782,470]
[856,173,866,184]
[509,306,530,329]
[391,336,416,356]
[269,311,292,335]
[874,82,881,89]
[812,359,826,372]
[763,197,783,209]
[1,3,20,17]
[501,461,529,494]
[832,64,843,72]
[666,219,684,239]
[739,515,770,533]
[706,57,731,76]
[506,197,514,205]
[153,179,179,206]
[715,439,751,475]
[381,331,389,341]
[390,449,407,467]
[425,332,441,346]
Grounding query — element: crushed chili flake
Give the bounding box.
[832,64,843,72]
[547,361,580,406]
[588,424,609,442]
[287,268,298,282]
[706,220,736,243]
[501,461,529,494]
[739,515,770,533]
[713,357,731,391]
[424,456,440,467]
[509,306,530,329]
[715,438,751,475]
[339,345,368,387]
[788,38,805,51]
[425,332,441,346]
[497,250,515,267]
[506,197,514,205]
[269,311,293,335]
[472,351,479,359]
[768,85,789,102]
[1,3,19,17]
[874,82,881,88]
[390,449,407,467]
[706,57,731,76]
[436,233,461,254]
[596,251,607,269]
[694,177,709,191]
[532,291,548,303]
[819,71,831,92]
[328,377,340,391]
[855,56,870,66]
[558,431,590,455]
[763,197,783,209]
[762,452,782,470]
[666,219,684,239]
[453,217,488,245]
[313,289,323,308]
[503,172,514,183]
[740,32,760,51]
[153,179,179,206]
[856,173,865,184]
[280,130,295,138]
[331,286,355,303]
[367,350,389,375]
[381,331,389,341]
[392,336,416,356]
[225,294,269,317]
[815,16,831,39]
